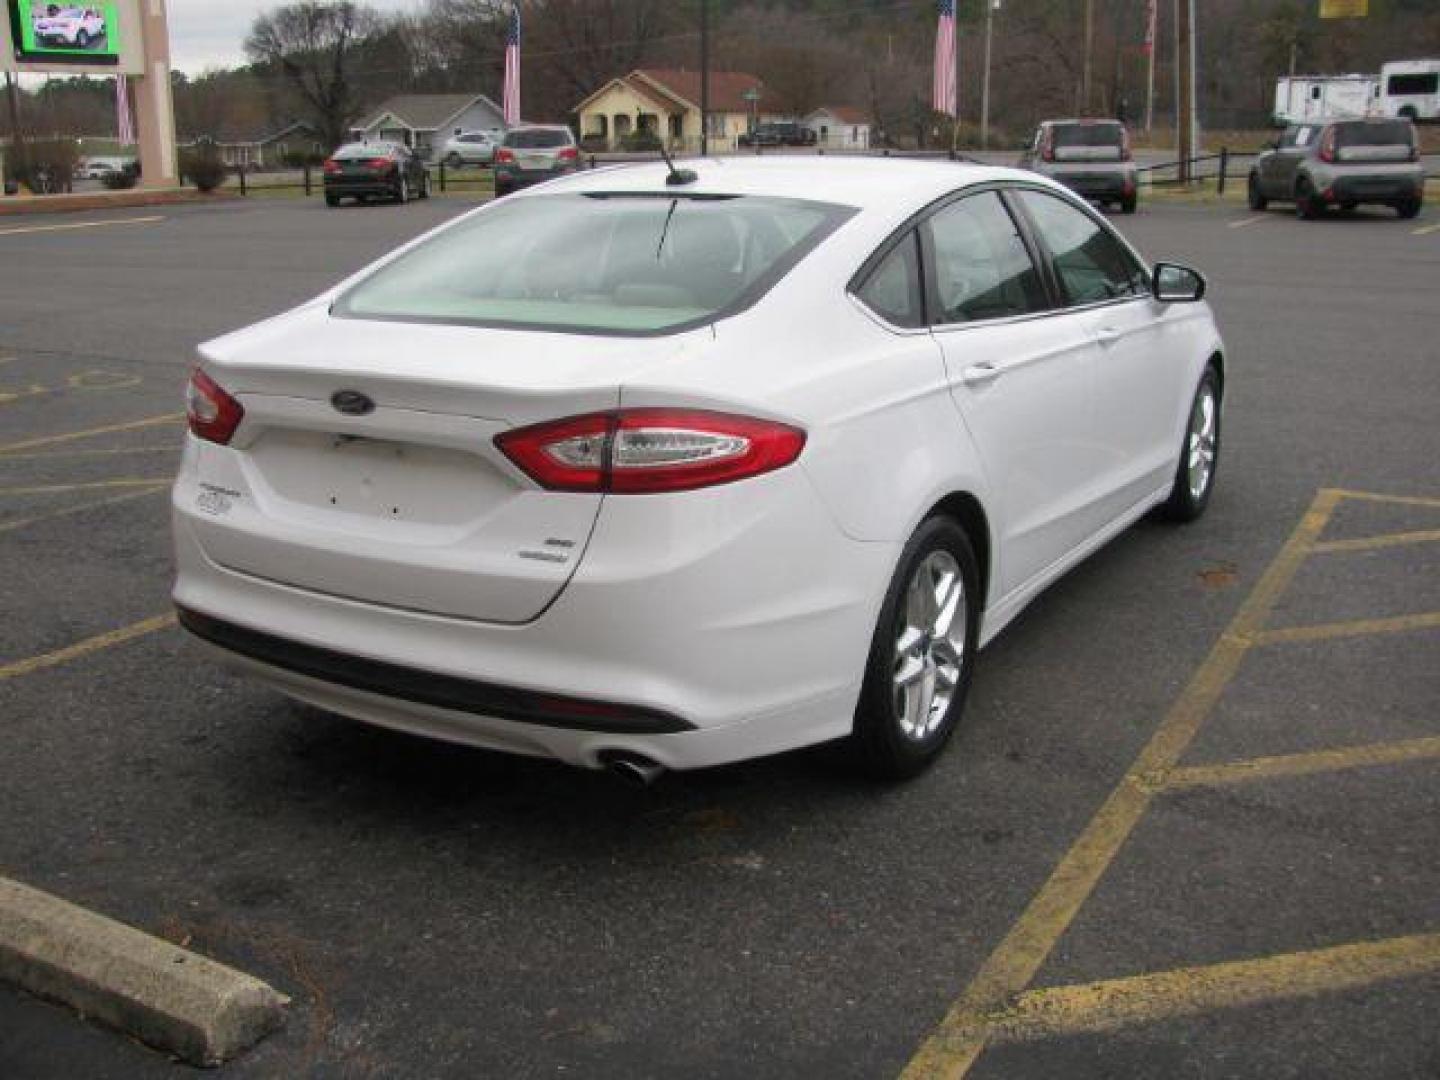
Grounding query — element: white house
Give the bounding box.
[804,107,871,150]
[351,94,506,158]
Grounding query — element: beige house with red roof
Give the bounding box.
[574,69,781,152]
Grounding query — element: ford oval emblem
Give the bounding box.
[332,390,375,416]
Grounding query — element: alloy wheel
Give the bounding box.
[1187,383,1218,501]
[892,551,967,742]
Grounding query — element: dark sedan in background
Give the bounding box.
[323,143,432,207]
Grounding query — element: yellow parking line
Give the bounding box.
[0,478,171,497]
[0,215,164,237]
[1412,222,1440,236]
[968,933,1440,1046]
[0,485,169,535]
[1255,611,1440,646]
[901,488,1344,1079]
[1145,736,1440,793]
[0,613,177,681]
[0,413,183,455]
[0,444,176,463]
[1311,528,1440,554]
[1228,216,1267,229]
[1330,489,1440,509]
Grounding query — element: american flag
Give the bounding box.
[1142,0,1158,57]
[502,3,521,126]
[116,74,135,145]
[932,0,957,118]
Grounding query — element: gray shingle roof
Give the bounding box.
[358,94,499,132]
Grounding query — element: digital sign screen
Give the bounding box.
[8,2,121,65]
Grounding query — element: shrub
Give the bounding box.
[622,130,663,152]
[102,163,139,190]
[579,133,608,153]
[181,146,228,192]
[9,137,80,193]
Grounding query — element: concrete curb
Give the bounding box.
[0,876,288,1066]
[0,189,242,217]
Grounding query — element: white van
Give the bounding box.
[1378,59,1439,122]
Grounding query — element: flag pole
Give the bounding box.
[1145,1,1157,132]
[949,6,960,157]
[980,1,995,150]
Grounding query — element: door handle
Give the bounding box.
[1095,326,1123,347]
[962,362,1002,386]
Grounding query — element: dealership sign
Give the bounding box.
[3,0,145,73]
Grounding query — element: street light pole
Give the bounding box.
[1082,0,1094,115]
[981,1,998,150]
[699,0,710,156]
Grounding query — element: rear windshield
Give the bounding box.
[334,193,853,336]
[333,145,391,160]
[1052,123,1125,148]
[1334,120,1414,148]
[505,129,571,149]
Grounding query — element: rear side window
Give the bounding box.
[336,193,852,336]
[925,192,1047,324]
[854,231,924,329]
[1017,190,1147,305]
[1388,73,1438,96]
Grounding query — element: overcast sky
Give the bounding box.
[167,0,421,73]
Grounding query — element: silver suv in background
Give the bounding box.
[1248,117,1425,220]
[493,126,581,197]
[1020,119,1139,213]
[440,130,501,167]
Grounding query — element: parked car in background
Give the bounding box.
[738,122,817,148]
[1248,117,1424,219]
[323,142,431,207]
[493,126,580,197]
[440,130,501,167]
[1019,119,1139,213]
[172,158,1225,783]
[32,7,105,48]
[78,156,132,179]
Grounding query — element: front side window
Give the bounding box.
[925,191,1047,324]
[336,194,852,335]
[1017,190,1147,306]
[853,231,923,329]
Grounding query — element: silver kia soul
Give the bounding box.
[1019,119,1139,214]
[1248,117,1425,220]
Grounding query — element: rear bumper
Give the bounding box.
[172,455,894,771]
[1324,175,1424,203]
[494,166,577,189]
[324,180,399,198]
[1049,169,1137,199]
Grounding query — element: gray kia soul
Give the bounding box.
[1248,118,1424,220]
[1019,119,1139,214]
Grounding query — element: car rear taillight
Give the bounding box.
[322,158,341,175]
[1040,128,1055,163]
[557,147,580,162]
[1120,127,1133,162]
[496,148,515,164]
[1318,127,1337,164]
[186,369,244,445]
[366,157,392,172]
[496,409,806,494]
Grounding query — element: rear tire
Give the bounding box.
[1295,178,1324,220]
[395,177,409,204]
[1120,194,1137,214]
[1247,173,1267,211]
[419,172,432,199]
[1395,198,1422,220]
[324,194,339,207]
[844,517,979,780]
[1159,366,1221,523]
[445,153,462,168]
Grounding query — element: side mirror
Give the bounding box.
[1152,262,1206,303]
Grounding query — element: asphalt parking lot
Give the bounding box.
[1,191,1437,1079]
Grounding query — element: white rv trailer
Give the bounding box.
[1273,75,1379,125]
[1378,59,1439,121]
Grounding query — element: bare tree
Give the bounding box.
[245,2,383,150]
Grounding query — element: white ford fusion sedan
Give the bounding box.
[173,157,1224,781]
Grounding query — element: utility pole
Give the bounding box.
[699,0,710,156]
[1177,0,1193,182]
[981,1,998,150]
[1144,0,1157,132]
[1082,0,1094,115]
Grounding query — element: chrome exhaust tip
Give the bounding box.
[600,751,666,788]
